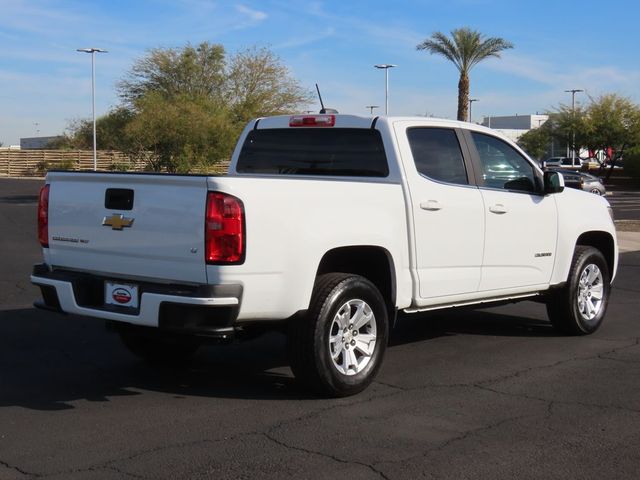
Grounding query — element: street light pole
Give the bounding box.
[77,48,108,171]
[468,98,478,123]
[374,64,397,115]
[565,89,583,163]
[365,105,379,115]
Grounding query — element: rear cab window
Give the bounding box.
[236,128,389,177]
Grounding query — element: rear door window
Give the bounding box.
[406,127,468,185]
[236,128,389,177]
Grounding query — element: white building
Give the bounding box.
[481,114,549,142]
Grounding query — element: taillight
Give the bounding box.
[205,192,244,264]
[289,114,335,127]
[37,184,50,248]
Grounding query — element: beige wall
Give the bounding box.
[0,150,229,177]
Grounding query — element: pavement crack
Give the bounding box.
[373,380,410,391]
[264,388,405,435]
[476,338,640,388]
[474,383,640,415]
[375,413,535,468]
[261,432,391,479]
[37,435,249,478]
[598,355,640,364]
[0,459,41,477]
[57,465,145,479]
[546,401,555,419]
[35,390,408,479]
[424,414,533,453]
[97,465,145,479]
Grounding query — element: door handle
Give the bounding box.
[489,204,508,214]
[420,200,442,211]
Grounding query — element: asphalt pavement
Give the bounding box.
[608,189,640,221]
[1,177,640,480]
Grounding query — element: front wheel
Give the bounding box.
[546,246,611,335]
[288,273,389,397]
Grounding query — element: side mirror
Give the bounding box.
[544,170,564,194]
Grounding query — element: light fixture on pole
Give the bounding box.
[564,89,583,163]
[374,64,397,115]
[365,105,379,115]
[468,98,478,123]
[77,48,108,171]
[34,122,40,136]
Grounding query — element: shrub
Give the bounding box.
[624,146,640,180]
[56,159,76,170]
[35,160,49,174]
[108,162,130,171]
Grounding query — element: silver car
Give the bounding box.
[555,169,606,195]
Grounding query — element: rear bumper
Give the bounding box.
[30,264,242,336]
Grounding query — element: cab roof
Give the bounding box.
[254,114,500,137]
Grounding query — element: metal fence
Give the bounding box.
[0,150,229,177]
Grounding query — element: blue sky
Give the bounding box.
[1,0,639,146]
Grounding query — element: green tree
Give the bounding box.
[518,122,552,160]
[547,105,590,159]
[583,94,640,177]
[226,47,313,123]
[125,93,237,173]
[541,94,640,179]
[118,43,226,105]
[416,27,513,121]
[117,42,312,172]
[50,107,134,151]
[625,146,640,181]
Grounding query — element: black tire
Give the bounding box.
[546,246,611,335]
[119,330,200,364]
[288,273,389,397]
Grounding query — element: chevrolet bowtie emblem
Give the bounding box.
[102,214,134,230]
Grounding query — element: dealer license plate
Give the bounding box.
[105,281,139,309]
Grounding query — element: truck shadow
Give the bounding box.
[0,308,304,410]
[0,304,557,410]
[390,304,557,347]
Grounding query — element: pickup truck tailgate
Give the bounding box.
[46,172,209,284]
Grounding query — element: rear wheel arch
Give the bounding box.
[315,246,396,317]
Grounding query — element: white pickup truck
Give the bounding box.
[32,114,618,397]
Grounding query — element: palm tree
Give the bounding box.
[417,28,513,122]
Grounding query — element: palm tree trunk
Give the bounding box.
[457,72,469,122]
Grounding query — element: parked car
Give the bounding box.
[554,169,606,195]
[543,156,583,169]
